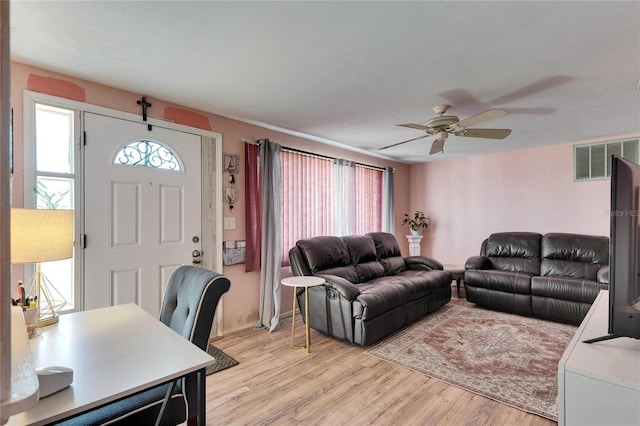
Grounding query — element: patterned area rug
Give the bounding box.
[366,301,576,421]
[206,344,239,375]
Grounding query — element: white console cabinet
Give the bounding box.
[558,290,640,425]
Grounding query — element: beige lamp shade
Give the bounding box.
[11,208,74,264]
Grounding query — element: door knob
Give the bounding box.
[192,249,202,264]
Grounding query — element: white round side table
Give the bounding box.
[281,276,325,353]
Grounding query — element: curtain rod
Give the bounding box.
[242,138,392,172]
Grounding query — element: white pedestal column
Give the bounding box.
[406,235,423,256]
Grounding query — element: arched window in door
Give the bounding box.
[114,139,183,171]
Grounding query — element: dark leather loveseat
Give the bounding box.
[289,232,452,346]
[464,232,609,325]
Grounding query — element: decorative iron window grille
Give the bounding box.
[114,140,182,171]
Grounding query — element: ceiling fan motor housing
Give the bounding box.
[425,115,459,130]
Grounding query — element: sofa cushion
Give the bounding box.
[485,232,542,274]
[317,265,359,283]
[540,233,609,280]
[343,235,377,263]
[464,269,533,294]
[353,278,408,320]
[354,262,386,282]
[343,235,386,282]
[296,236,350,273]
[381,256,407,275]
[368,232,403,258]
[531,276,607,304]
[367,232,408,275]
[395,269,453,300]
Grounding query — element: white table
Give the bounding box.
[6,303,215,426]
[282,276,325,353]
[558,290,640,425]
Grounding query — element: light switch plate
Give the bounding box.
[224,217,236,230]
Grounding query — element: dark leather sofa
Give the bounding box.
[464,232,609,325]
[289,232,452,346]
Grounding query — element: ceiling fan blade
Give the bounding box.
[378,134,429,150]
[490,76,573,105]
[438,89,481,108]
[429,136,446,155]
[396,123,429,130]
[461,128,512,139]
[506,107,555,115]
[456,109,507,128]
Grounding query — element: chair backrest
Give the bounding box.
[56,266,231,425]
[160,265,231,350]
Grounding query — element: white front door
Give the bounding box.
[83,113,202,317]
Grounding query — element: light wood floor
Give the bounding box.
[206,313,556,426]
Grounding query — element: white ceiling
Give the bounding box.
[9,1,640,163]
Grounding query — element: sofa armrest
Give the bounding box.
[316,273,361,301]
[465,255,493,270]
[597,265,609,285]
[405,256,443,271]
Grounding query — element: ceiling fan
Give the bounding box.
[379,104,512,155]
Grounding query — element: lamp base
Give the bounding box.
[37,315,58,328]
[24,264,66,328]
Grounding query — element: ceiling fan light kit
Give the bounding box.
[381,104,512,155]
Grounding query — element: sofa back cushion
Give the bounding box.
[485,232,542,274]
[540,233,609,280]
[342,235,377,263]
[296,236,359,282]
[342,235,386,282]
[367,232,408,275]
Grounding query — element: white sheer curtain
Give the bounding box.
[382,166,395,232]
[333,158,356,236]
[257,139,282,332]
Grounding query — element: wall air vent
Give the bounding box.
[574,138,639,181]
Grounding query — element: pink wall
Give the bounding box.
[10,62,411,333]
[18,61,631,333]
[408,140,636,265]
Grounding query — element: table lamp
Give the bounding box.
[11,208,73,326]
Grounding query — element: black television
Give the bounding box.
[585,155,640,343]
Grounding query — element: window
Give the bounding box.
[355,165,383,234]
[280,151,334,264]
[279,150,384,263]
[114,139,183,171]
[574,138,639,181]
[244,142,390,271]
[33,104,76,310]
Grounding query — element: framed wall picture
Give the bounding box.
[223,153,239,174]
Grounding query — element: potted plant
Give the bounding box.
[402,210,430,236]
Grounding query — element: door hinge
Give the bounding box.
[81,234,87,249]
[83,131,87,146]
